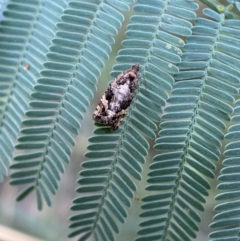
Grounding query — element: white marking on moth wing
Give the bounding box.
[107,109,115,118]
[101,95,108,110]
[109,80,130,111]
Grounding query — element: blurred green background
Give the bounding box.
[0,2,228,241]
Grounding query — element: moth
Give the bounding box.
[93,64,139,131]
[24,63,29,71]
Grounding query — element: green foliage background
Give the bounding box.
[0,0,239,241]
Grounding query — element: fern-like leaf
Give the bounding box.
[69,0,198,240]
[10,0,132,209]
[137,9,240,241]
[0,0,67,182]
[209,98,240,240]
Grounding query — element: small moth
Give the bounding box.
[134,196,141,201]
[93,64,139,131]
[24,63,29,71]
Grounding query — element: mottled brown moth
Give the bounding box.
[93,64,139,131]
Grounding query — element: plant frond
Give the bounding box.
[69,0,198,240]
[137,9,240,241]
[10,0,131,209]
[69,124,147,239]
[0,0,67,181]
[209,98,240,241]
